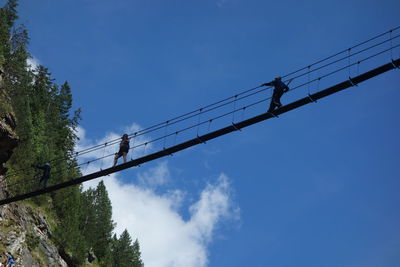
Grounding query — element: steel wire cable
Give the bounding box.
[39,26,400,159]
[5,42,400,196]
[47,31,400,160]
[4,38,399,182]
[54,26,400,154]
[281,25,400,79]
[286,34,400,82]
[76,26,400,151]
[3,26,399,181]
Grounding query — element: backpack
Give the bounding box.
[7,253,14,261]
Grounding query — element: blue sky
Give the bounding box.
[16,0,400,266]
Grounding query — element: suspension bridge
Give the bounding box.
[1,26,399,206]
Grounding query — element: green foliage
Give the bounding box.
[81,181,115,265]
[111,230,144,267]
[1,1,144,266]
[26,232,40,251]
[0,0,17,66]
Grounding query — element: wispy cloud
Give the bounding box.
[75,125,240,267]
[138,161,170,188]
[27,56,40,72]
[217,0,229,7]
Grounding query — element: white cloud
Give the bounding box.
[188,174,238,243]
[104,173,237,267]
[27,56,40,71]
[138,161,170,188]
[75,125,240,267]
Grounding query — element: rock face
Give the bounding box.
[0,111,18,175]
[0,202,68,267]
[0,71,19,175]
[0,123,68,266]
[0,76,67,266]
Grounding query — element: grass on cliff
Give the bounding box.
[0,87,13,118]
[22,198,58,231]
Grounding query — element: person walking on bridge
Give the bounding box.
[113,134,130,167]
[262,76,290,113]
[33,163,51,188]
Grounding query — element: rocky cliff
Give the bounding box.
[0,201,68,266]
[0,71,18,175]
[0,74,68,266]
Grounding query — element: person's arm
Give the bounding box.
[36,165,45,170]
[283,83,289,92]
[261,81,273,87]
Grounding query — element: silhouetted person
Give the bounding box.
[33,163,51,188]
[262,76,289,113]
[113,134,130,167]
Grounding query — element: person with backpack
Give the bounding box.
[113,134,130,167]
[4,252,15,267]
[261,76,290,113]
[32,163,51,188]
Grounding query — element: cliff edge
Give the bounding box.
[0,72,68,267]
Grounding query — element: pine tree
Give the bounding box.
[112,230,134,266]
[80,187,97,252]
[53,186,87,266]
[132,238,144,267]
[55,81,80,158]
[92,181,115,265]
[2,0,18,29]
[1,0,36,195]
[1,2,147,266]
[111,230,144,267]
[0,0,19,70]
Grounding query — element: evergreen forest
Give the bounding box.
[0,1,144,266]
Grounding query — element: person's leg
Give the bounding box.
[268,92,278,112]
[268,100,276,112]
[122,152,127,164]
[274,90,284,107]
[39,176,45,187]
[113,154,120,167]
